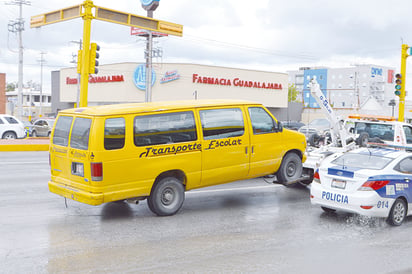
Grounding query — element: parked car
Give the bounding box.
[298,118,331,146]
[0,114,26,139]
[281,121,305,131]
[310,147,412,226]
[23,121,34,137]
[32,118,55,137]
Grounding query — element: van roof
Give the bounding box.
[59,99,258,116]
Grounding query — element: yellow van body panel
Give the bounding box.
[48,100,306,206]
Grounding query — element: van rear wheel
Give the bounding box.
[276,153,302,184]
[148,177,185,216]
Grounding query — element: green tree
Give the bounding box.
[6,82,16,92]
[288,84,300,102]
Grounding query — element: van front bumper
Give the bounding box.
[48,180,104,206]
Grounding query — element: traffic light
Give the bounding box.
[89,42,100,74]
[395,73,402,96]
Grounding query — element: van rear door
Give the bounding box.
[50,115,93,187]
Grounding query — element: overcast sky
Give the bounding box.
[1,0,412,93]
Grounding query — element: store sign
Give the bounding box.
[133,64,156,91]
[160,70,180,84]
[66,75,124,85]
[192,74,283,90]
[371,67,383,77]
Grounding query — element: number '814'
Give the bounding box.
[377,201,389,209]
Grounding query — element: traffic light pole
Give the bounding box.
[79,0,93,108]
[399,44,408,122]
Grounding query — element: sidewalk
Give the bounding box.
[0,137,50,152]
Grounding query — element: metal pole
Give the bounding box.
[79,0,93,108]
[39,51,46,117]
[398,44,408,122]
[6,0,31,118]
[145,10,153,102]
[17,3,23,119]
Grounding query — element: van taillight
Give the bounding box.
[91,162,103,181]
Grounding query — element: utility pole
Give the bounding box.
[6,0,31,119]
[141,0,159,102]
[70,40,82,107]
[38,51,46,117]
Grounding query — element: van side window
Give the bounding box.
[200,108,244,140]
[134,111,197,146]
[105,118,125,150]
[248,107,276,134]
[70,118,92,150]
[53,116,73,147]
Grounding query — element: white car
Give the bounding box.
[310,147,412,226]
[0,114,26,139]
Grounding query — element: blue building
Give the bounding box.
[302,68,328,108]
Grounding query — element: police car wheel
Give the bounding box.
[277,153,302,184]
[387,198,407,226]
[321,206,336,213]
[148,177,185,216]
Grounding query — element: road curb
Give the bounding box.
[0,144,50,152]
[0,138,50,152]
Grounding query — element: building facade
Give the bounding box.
[5,88,52,119]
[288,65,397,122]
[52,63,301,120]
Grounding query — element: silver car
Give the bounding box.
[32,118,55,137]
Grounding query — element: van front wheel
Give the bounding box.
[148,177,185,216]
[276,153,302,184]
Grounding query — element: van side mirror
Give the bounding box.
[276,121,283,132]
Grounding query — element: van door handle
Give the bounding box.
[251,146,254,154]
[245,147,248,154]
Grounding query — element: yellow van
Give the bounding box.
[49,100,307,216]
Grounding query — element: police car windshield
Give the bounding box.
[331,153,393,170]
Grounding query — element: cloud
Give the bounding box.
[1,0,412,93]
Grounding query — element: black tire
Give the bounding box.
[356,132,369,147]
[276,153,303,184]
[147,177,185,216]
[387,198,407,226]
[309,133,321,147]
[32,131,37,137]
[321,206,336,213]
[2,131,17,139]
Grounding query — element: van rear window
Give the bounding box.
[53,116,73,147]
[134,111,197,146]
[70,118,92,150]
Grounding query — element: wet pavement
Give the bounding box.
[1,151,412,273]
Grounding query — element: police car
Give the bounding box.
[310,147,412,226]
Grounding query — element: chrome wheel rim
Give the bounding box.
[393,202,406,224]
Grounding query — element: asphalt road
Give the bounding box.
[1,151,412,274]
